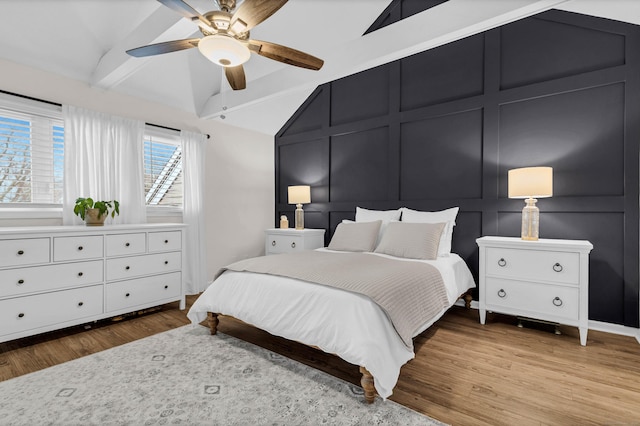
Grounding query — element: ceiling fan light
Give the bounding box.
[198,35,250,67]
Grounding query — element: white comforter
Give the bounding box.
[187,250,475,399]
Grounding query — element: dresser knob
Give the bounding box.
[291,242,296,248]
[17,250,24,255]
[164,260,169,265]
[78,246,83,251]
[497,289,507,298]
[164,285,169,289]
[272,240,276,246]
[125,242,130,247]
[553,263,563,272]
[497,258,506,267]
[78,302,84,307]
[18,313,25,318]
[164,240,169,244]
[125,266,130,270]
[17,279,24,285]
[553,297,563,307]
[125,293,130,297]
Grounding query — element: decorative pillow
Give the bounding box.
[327,220,382,252]
[374,222,446,260]
[355,207,402,222]
[400,207,459,256]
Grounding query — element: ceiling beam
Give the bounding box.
[199,0,569,121]
[91,4,198,90]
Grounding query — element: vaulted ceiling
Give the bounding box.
[0,0,638,135]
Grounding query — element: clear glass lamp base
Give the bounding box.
[521,198,539,241]
[294,204,304,230]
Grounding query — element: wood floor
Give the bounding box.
[1,295,639,425]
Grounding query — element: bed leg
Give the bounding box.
[207,312,219,335]
[359,366,376,404]
[464,291,473,309]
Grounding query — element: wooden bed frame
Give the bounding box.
[206,291,473,404]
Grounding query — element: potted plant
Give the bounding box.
[73,197,120,226]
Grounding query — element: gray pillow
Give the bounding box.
[327,220,382,252]
[374,222,445,260]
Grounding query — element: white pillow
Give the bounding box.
[374,222,445,260]
[355,207,402,222]
[327,220,382,252]
[400,207,459,256]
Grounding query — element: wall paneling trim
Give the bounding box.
[275,10,640,329]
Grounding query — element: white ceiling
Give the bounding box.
[0,0,637,135]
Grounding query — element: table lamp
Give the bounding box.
[288,185,311,230]
[508,167,553,241]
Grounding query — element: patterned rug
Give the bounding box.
[0,325,444,425]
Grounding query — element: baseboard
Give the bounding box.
[454,300,640,344]
[588,320,640,344]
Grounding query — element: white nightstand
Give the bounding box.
[476,236,593,345]
[265,228,325,255]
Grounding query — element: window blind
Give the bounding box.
[0,99,64,205]
[144,127,183,207]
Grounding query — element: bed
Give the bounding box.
[187,207,476,403]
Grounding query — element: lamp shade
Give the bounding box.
[288,185,311,204]
[508,167,553,199]
[198,34,250,67]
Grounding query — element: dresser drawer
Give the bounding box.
[0,285,103,337]
[267,234,304,254]
[106,233,146,257]
[105,272,181,312]
[148,231,182,253]
[0,260,104,298]
[0,238,50,268]
[486,247,580,285]
[53,235,104,261]
[485,278,579,321]
[106,251,181,281]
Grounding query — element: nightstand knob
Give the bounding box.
[497,289,507,298]
[553,297,563,307]
[291,242,296,248]
[553,263,563,272]
[498,258,506,267]
[272,240,276,246]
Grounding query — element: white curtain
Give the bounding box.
[62,105,146,225]
[182,130,208,294]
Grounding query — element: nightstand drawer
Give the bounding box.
[485,278,579,321]
[267,234,303,254]
[486,247,579,285]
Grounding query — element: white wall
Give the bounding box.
[0,59,274,285]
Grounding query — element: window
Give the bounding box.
[0,94,64,205]
[144,126,182,208]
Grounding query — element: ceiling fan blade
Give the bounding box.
[157,0,211,27]
[126,39,200,57]
[248,40,324,70]
[225,65,246,90]
[230,0,287,33]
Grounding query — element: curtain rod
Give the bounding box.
[146,122,210,140]
[0,89,210,140]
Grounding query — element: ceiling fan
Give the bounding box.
[126,0,324,90]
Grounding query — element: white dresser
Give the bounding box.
[476,236,593,345]
[0,224,186,343]
[265,228,325,255]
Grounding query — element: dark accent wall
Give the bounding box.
[275,10,640,329]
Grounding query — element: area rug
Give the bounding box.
[0,325,444,425]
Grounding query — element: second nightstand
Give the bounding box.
[265,228,325,255]
[476,236,593,345]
